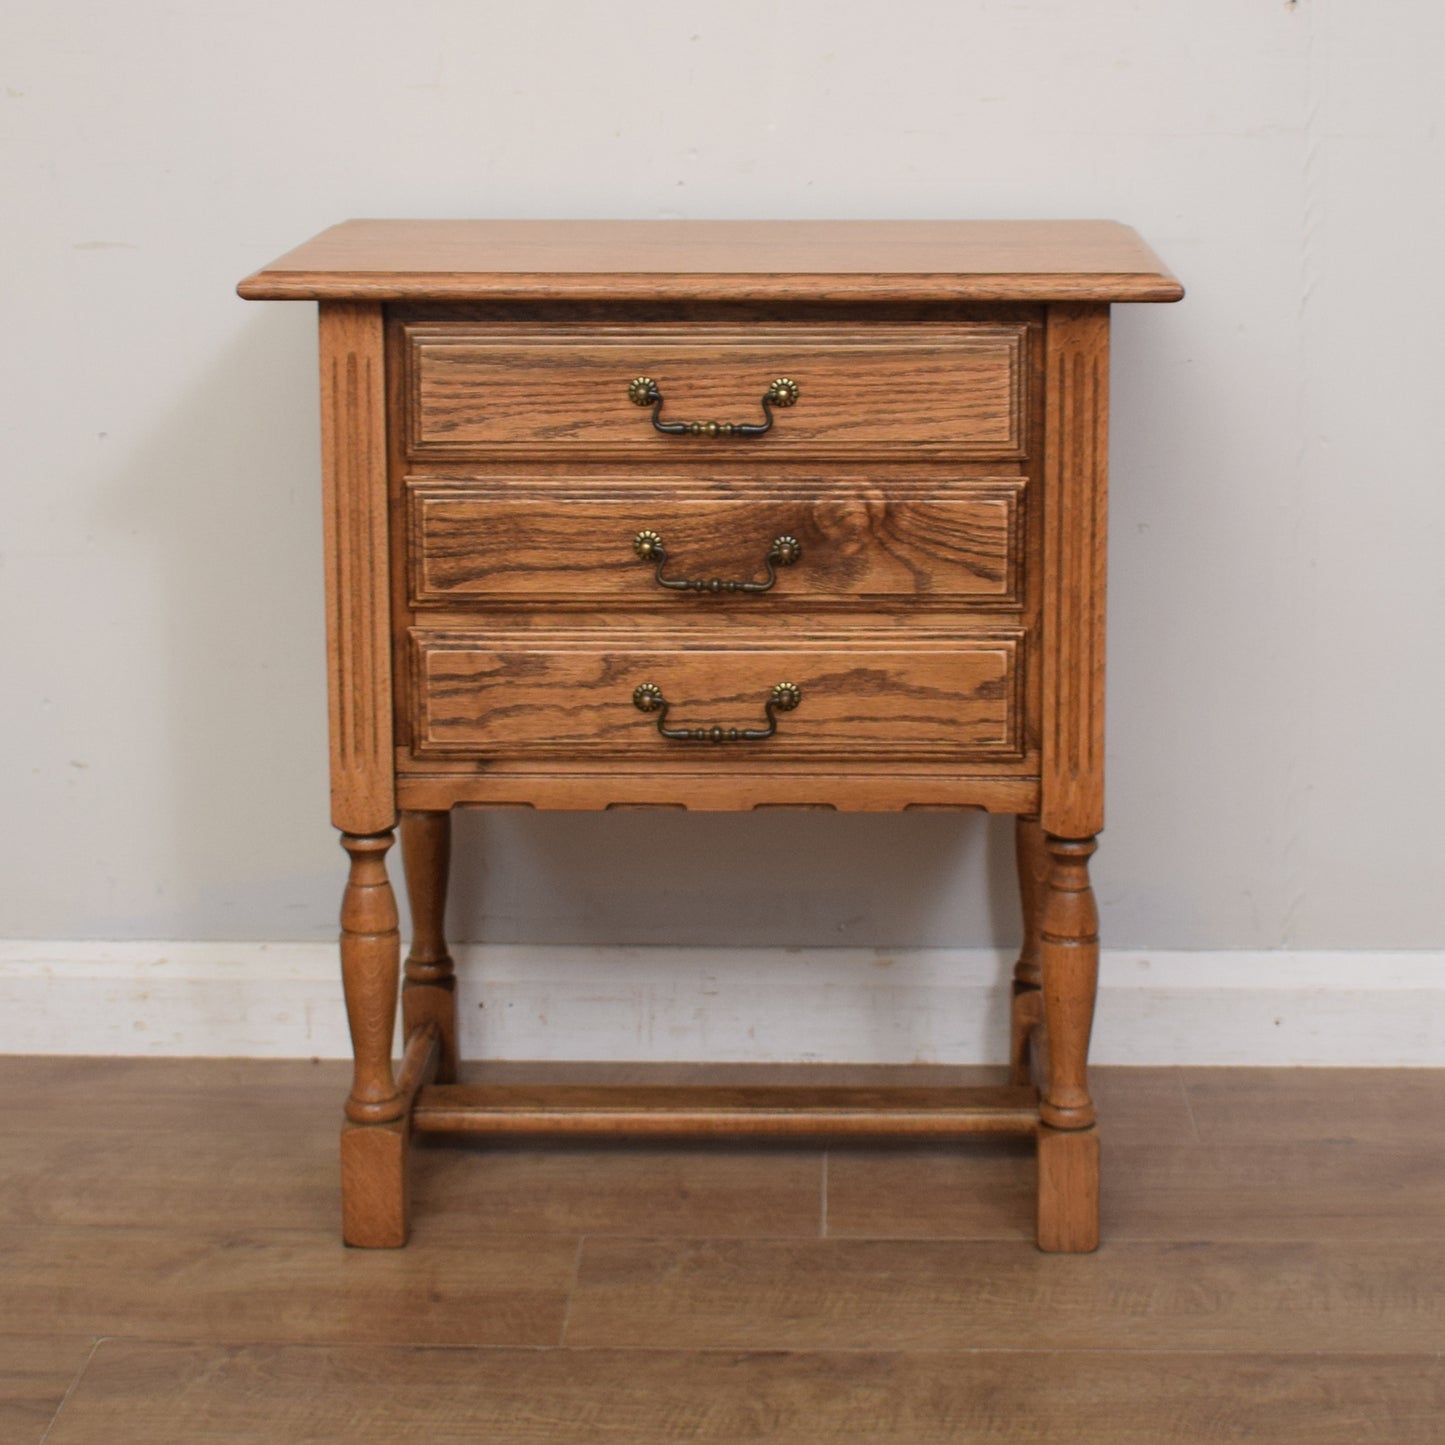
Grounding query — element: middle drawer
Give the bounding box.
[406,478,1025,611]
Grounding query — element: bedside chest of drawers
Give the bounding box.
[238,220,1182,1253]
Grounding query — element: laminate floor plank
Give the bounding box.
[0,1130,824,1240]
[0,1334,96,1445]
[0,1057,347,1135]
[4,1057,1443,1436]
[0,1128,339,1231]
[1182,1066,1445,1145]
[413,1140,825,1238]
[825,1139,1035,1241]
[0,1060,824,1239]
[42,1340,1445,1445]
[0,1227,576,1348]
[1086,1066,1197,1142]
[825,1138,1445,1242]
[1106,1141,1445,1241]
[565,1237,1445,1353]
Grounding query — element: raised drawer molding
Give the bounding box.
[404,322,1028,459]
[408,629,1026,762]
[405,481,1026,609]
[239,219,1182,1254]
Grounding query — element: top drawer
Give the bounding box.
[402,323,1028,462]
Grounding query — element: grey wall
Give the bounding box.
[3,0,1442,951]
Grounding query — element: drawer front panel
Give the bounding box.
[407,481,1023,609]
[409,630,1024,762]
[404,323,1027,460]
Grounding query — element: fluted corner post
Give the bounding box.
[1034,301,1109,1251]
[1010,816,1048,1087]
[338,830,409,1248]
[400,809,458,1084]
[1035,832,1101,1252]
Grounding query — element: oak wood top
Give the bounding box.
[237,220,1184,304]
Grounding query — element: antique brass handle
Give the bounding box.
[632,680,802,742]
[632,530,801,594]
[627,375,800,436]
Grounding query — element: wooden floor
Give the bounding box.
[3,1058,1443,1442]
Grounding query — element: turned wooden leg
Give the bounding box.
[1010,816,1048,1086]
[1036,833,1100,1253]
[338,830,409,1248]
[400,808,458,1084]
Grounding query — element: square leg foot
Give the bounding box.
[341,1118,410,1247]
[1036,1123,1100,1253]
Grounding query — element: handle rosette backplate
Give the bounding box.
[632,529,801,594]
[628,375,799,437]
[632,680,802,742]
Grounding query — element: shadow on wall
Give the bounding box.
[449,806,1023,950]
[99,303,1025,953]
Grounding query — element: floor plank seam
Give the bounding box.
[556,1236,586,1347]
[34,1336,1445,1361]
[36,1335,105,1445]
[1178,1069,1205,1143]
[441,1343,1445,1360]
[820,1147,829,1238]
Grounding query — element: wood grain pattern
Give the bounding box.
[237,219,1185,303]
[14,1064,1444,1442]
[0,1056,351,1134]
[0,1120,338,1232]
[44,1342,1445,1445]
[406,323,1025,459]
[1103,1141,1445,1242]
[827,1140,1039,1241]
[1036,1123,1100,1252]
[407,480,1024,609]
[1040,303,1109,837]
[411,1083,1039,1137]
[1181,1066,1445,1146]
[409,1141,827,1240]
[394,771,1041,813]
[239,223,1180,1250]
[400,810,458,1083]
[338,832,403,1125]
[0,1335,95,1445]
[825,1134,1445,1245]
[409,629,1025,761]
[337,828,409,1248]
[319,301,395,834]
[0,1226,577,1346]
[1010,816,1048,1085]
[340,1118,408,1248]
[563,1237,1445,1353]
[1038,834,1100,1134]
[339,1024,441,1248]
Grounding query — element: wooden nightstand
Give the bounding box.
[238,220,1182,1253]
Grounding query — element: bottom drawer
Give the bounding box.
[408,629,1026,763]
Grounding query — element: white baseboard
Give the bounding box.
[1,941,1441,1066]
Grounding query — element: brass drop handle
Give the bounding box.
[632,681,802,742]
[632,530,801,594]
[627,375,800,436]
